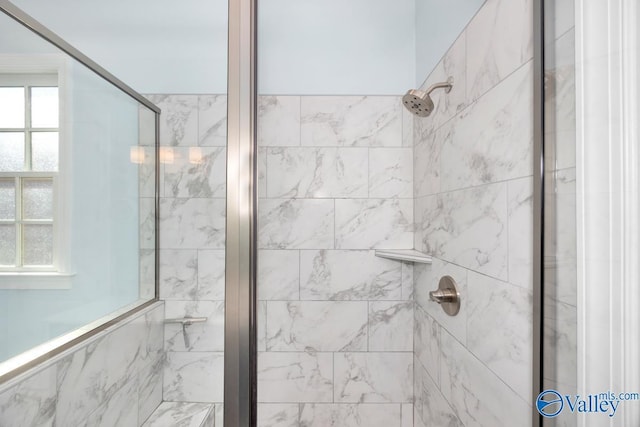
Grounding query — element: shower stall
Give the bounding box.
[0,0,639,426]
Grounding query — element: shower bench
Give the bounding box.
[142,402,215,427]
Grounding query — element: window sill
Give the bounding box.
[0,272,74,290]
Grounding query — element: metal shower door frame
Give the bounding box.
[224,0,258,425]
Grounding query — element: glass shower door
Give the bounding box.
[542,0,640,425]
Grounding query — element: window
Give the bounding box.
[0,74,59,271]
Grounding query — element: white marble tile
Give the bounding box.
[82,379,138,427]
[258,250,300,300]
[266,301,367,352]
[148,95,199,147]
[413,357,462,427]
[417,182,508,280]
[299,250,402,300]
[55,315,146,426]
[418,31,467,135]
[401,107,413,147]
[138,305,165,425]
[259,199,334,249]
[140,197,157,249]
[214,403,223,426]
[160,198,226,249]
[299,403,401,427]
[163,352,224,403]
[257,404,300,427]
[508,177,533,290]
[164,147,226,198]
[368,301,413,351]
[401,404,413,427]
[142,401,214,427]
[197,250,226,300]
[139,249,156,300]
[0,365,56,427]
[301,96,402,147]
[257,300,267,351]
[545,168,577,307]
[160,249,198,300]
[258,147,267,197]
[545,29,576,171]
[165,301,225,352]
[258,96,301,147]
[202,404,215,427]
[266,147,368,198]
[138,359,164,426]
[198,95,227,147]
[414,304,440,386]
[440,330,532,427]
[335,199,413,249]
[369,148,413,198]
[442,63,533,191]
[544,296,577,390]
[467,271,533,402]
[139,146,158,198]
[401,262,414,300]
[334,353,413,403]
[413,118,449,198]
[413,259,468,346]
[257,352,333,403]
[466,0,533,101]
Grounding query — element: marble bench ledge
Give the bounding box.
[142,402,214,427]
[374,249,432,264]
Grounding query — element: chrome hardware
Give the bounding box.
[429,276,460,316]
[164,317,208,325]
[164,317,207,348]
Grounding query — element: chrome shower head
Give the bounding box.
[402,77,453,118]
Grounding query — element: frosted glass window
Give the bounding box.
[0,87,25,128]
[0,132,25,171]
[0,225,16,265]
[31,132,58,171]
[22,179,53,220]
[31,87,59,128]
[22,224,53,266]
[0,179,15,220]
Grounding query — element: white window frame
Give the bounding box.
[0,54,72,289]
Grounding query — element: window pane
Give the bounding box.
[31,132,58,171]
[31,87,59,128]
[0,224,16,265]
[0,179,15,220]
[22,224,53,266]
[0,87,25,128]
[22,179,53,220]
[0,132,25,171]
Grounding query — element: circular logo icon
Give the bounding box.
[537,390,564,418]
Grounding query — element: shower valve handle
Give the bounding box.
[429,289,457,303]
[429,276,461,316]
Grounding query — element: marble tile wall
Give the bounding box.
[257,95,415,427]
[543,2,577,426]
[412,0,535,426]
[0,303,165,427]
[147,94,227,421]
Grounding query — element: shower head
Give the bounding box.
[402,77,453,118]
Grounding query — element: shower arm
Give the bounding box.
[424,79,453,96]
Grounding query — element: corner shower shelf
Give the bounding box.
[374,249,432,264]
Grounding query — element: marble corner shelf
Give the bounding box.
[374,249,432,264]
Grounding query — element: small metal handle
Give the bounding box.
[429,289,457,304]
[429,276,460,316]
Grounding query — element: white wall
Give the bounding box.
[415,0,485,86]
[9,0,483,95]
